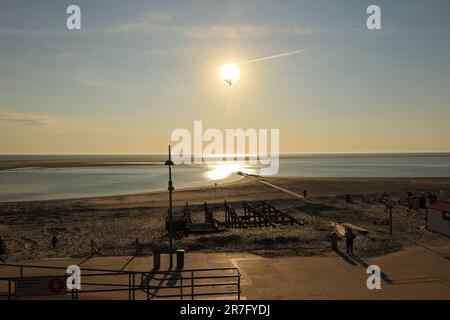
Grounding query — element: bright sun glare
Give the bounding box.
[219,63,240,86]
[205,163,242,181]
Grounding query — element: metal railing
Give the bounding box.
[142,267,241,300]
[0,263,132,300]
[0,263,240,300]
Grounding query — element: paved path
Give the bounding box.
[242,174,305,200]
[1,245,449,299]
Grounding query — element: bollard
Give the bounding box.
[153,250,161,270]
[176,249,185,270]
[331,232,337,251]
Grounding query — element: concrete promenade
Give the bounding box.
[1,245,449,299]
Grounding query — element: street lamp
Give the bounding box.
[165,145,175,269]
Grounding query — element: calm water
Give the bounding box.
[0,154,449,202]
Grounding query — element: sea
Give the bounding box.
[0,153,449,202]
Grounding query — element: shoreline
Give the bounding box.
[2,151,450,170]
[1,175,450,205]
[0,173,246,205]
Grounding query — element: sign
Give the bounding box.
[385,198,396,209]
[15,276,67,297]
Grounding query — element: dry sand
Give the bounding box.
[0,177,449,261]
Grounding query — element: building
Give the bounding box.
[426,202,450,237]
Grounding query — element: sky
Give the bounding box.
[0,0,449,154]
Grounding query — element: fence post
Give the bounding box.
[128,273,132,300]
[224,202,228,225]
[71,288,79,300]
[135,239,141,256]
[238,274,241,300]
[180,275,183,300]
[132,273,136,300]
[8,279,11,300]
[191,270,194,300]
[153,250,161,270]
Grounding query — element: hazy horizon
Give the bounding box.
[2,151,450,157]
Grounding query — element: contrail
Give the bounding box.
[236,48,309,65]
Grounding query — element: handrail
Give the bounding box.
[257,201,304,226]
[0,262,132,275]
[0,263,241,300]
[224,201,246,228]
[243,201,276,227]
[142,268,240,300]
[142,273,241,300]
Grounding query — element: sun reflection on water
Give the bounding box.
[204,163,244,181]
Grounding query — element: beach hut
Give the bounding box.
[426,202,450,237]
[408,197,420,210]
[408,196,426,209]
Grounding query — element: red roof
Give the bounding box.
[429,202,450,213]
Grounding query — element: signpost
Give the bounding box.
[385,198,395,236]
[15,276,66,297]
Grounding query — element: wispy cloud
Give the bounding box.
[0,27,62,36]
[142,11,175,22]
[0,112,54,127]
[113,23,317,39]
[149,47,221,57]
[179,25,317,39]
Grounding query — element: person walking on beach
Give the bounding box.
[90,239,100,257]
[0,236,6,263]
[345,227,356,255]
[51,234,58,251]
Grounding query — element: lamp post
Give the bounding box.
[165,145,175,269]
[385,198,394,236]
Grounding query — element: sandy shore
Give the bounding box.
[0,177,449,261]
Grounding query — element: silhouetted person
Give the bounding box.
[90,239,99,257]
[134,238,142,256]
[0,236,5,263]
[51,234,58,251]
[345,227,355,255]
[303,190,307,198]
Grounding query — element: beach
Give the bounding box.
[0,176,449,262]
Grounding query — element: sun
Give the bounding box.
[219,63,240,86]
